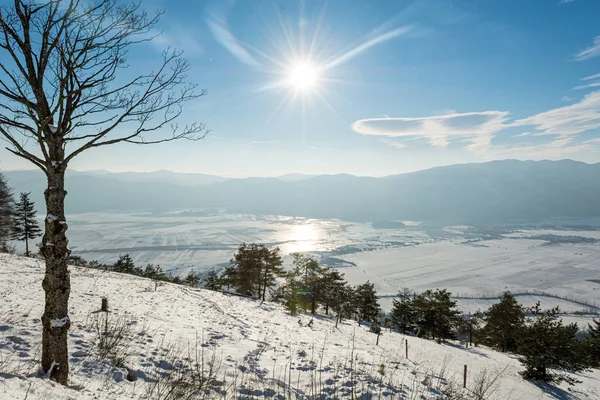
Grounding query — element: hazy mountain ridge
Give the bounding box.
[4,160,600,224]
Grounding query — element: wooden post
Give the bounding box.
[463,365,467,388]
[101,297,108,312]
[376,331,380,346]
[405,340,408,359]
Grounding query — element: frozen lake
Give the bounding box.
[39,212,600,317]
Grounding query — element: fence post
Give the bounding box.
[463,364,467,388]
[101,297,108,312]
[405,340,408,359]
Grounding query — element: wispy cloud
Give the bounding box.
[485,138,595,160]
[583,73,600,81]
[560,0,576,4]
[574,36,600,61]
[380,138,407,149]
[152,28,204,56]
[351,111,509,150]
[353,91,600,155]
[323,26,413,69]
[574,82,600,90]
[574,72,600,90]
[206,2,259,67]
[512,91,600,136]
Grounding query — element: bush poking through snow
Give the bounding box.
[144,338,223,400]
[92,313,135,368]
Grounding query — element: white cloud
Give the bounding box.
[351,111,509,150]
[380,138,407,149]
[353,91,600,154]
[485,138,595,160]
[574,36,600,61]
[574,82,600,90]
[561,96,573,102]
[574,73,600,90]
[583,73,600,81]
[512,90,600,136]
[560,0,576,3]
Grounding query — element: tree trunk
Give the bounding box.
[41,168,71,385]
[24,209,30,256]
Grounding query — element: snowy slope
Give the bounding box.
[1,253,599,399]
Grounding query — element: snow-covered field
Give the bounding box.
[1,253,600,399]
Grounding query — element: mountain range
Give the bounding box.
[3,159,600,224]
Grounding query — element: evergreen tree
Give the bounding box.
[390,288,416,334]
[412,289,460,342]
[10,192,41,256]
[332,284,356,326]
[518,303,587,384]
[481,291,524,352]
[203,268,223,291]
[183,269,201,287]
[320,268,347,315]
[354,281,381,326]
[227,243,285,298]
[290,253,326,313]
[586,319,600,367]
[112,254,136,274]
[259,247,285,301]
[220,264,238,290]
[143,264,166,280]
[0,172,14,251]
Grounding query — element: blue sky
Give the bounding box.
[1,0,600,177]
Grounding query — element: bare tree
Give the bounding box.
[0,0,207,384]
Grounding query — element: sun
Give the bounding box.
[287,62,319,92]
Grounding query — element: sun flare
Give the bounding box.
[287,62,319,92]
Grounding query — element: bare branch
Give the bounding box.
[0,0,207,170]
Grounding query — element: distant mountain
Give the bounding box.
[79,169,227,186]
[4,160,600,224]
[277,173,315,182]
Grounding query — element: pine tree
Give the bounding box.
[390,288,416,334]
[112,254,136,274]
[143,264,166,280]
[585,319,600,367]
[290,253,326,313]
[183,269,201,287]
[333,285,356,327]
[481,291,524,352]
[227,243,285,298]
[259,247,285,301]
[320,268,347,315]
[518,303,587,384]
[10,192,42,256]
[203,268,223,291]
[412,289,460,342]
[354,281,381,326]
[0,172,14,251]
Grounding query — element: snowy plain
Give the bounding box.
[45,212,600,326]
[1,253,600,400]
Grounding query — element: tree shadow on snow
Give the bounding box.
[534,381,579,400]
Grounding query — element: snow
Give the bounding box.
[50,317,69,328]
[46,214,59,223]
[1,253,599,399]
[48,124,57,134]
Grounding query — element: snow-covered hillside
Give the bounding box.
[1,253,599,399]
